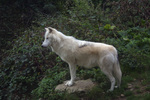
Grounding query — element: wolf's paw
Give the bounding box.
[65,81,73,86]
[115,86,118,88]
[107,89,113,92]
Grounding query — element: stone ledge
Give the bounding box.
[55,79,97,93]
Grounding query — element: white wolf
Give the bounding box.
[42,27,122,91]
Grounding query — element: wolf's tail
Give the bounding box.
[113,58,122,87]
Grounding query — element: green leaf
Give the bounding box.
[123,37,130,41]
[104,24,116,30]
[110,25,116,30]
[104,24,111,30]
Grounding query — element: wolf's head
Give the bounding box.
[41,27,56,47]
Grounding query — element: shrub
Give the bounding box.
[0,27,56,99]
[31,65,68,99]
[113,0,150,28]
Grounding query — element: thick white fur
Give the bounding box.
[42,27,122,91]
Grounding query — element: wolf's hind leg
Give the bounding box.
[99,55,116,91]
[102,68,116,91]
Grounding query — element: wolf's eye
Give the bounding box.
[46,37,49,39]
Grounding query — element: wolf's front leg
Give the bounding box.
[65,63,76,86]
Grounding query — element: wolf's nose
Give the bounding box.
[41,45,44,48]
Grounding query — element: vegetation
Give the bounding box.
[0,0,150,100]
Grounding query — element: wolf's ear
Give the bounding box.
[45,28,49,32]
[45,27,53,33]
[48,27,53,33]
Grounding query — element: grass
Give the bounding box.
[136,89,142,94]
[127,93,150,100]
[64,93,80,100]
[124,91,133,97]
[134,86,140,89]
[145,86,150,91]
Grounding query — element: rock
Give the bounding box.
[130,88,134,91]
[55,79,97,93]
[121,94,124,97]
[134,78,136,81]
[127,83,132,89]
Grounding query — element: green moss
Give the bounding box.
[124,91,133,97]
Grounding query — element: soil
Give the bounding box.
[115,78,150,100]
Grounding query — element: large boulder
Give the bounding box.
[55,79,97,93]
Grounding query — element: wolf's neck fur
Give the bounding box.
[51,31,71,53]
